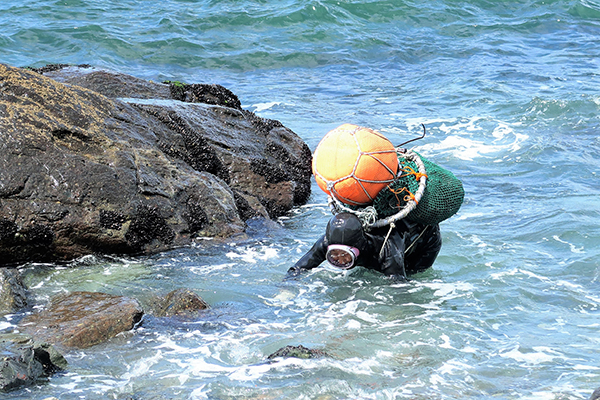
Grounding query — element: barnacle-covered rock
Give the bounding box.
[0,64,312,265]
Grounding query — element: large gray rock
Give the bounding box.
[0,64,312,265]
[0,335,67,392]
[19,291,143,349]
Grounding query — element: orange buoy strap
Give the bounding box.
[400,165,428,182]
[388,186,418,206]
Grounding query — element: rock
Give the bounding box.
[0,64,312,265]
[154,288,209,318]
[0,268,27,315]
[0,335,67,392]
[19,291,143,349]
[591,388,600,400]
[267,345,328,360]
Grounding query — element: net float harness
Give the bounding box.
[312,123,464,233]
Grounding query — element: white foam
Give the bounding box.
[0,321,13,330]
[227,362,276,381]
[417,134,527,161]
[436,359,474,375]
[184,357,234,378]
[123,351,162,380]
[404,116,481,132]
[251,101,281,112]
[554,279,583,290]
[179,351,368,385]
[499,345,564,365]
[259,289,297,306]
[490,268,550,282]
[455,212,485,221]
[584,294,600,305]
[573,364,600,370]
[344,318,362,330]
[553,235,585,253]
[439,334,453,349]
[189,384,209,400]
[418,281,476,299]
[401,116,529,161]
[189,263,236,275]
[225,245,279,264]
[355,310,380,324]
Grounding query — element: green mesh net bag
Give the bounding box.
[371,152,465,225]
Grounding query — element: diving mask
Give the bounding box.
[326,244,360,270]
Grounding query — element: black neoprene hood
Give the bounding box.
[325,213,368,252]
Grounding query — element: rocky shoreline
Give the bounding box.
[0,270,216,391]
[0,63,312,266]
[0,266,326,392]
[0,63,315,392]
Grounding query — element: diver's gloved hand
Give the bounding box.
[387,273,408,283]
[286,234,327,280]
[284,266,304,280]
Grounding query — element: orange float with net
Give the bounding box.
[312,124,399,206]
[313,123,465,230]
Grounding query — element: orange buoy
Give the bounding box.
[312,124,399,206]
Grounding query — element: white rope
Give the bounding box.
[328,197,378,226]
[379,222,396,259]
[404,226,429,255]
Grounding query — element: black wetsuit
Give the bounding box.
[287,212,442,280]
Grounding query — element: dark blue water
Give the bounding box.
[2,1,600,399]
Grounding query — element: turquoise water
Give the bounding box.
[2,0,600,399]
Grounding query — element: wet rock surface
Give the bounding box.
[0,63,312,265]
[19,291,143,349]
[0,268,27,315]
[153,288,210,318]
[0,335,67,392]
[267,345,329,360]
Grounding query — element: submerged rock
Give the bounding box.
[0,335,67,392]
[0,268,27,315]
[143,288,210,319]
[19,291,143,349]
[267,345,329,360]
[0,63,312,265]
[154,288,209,318]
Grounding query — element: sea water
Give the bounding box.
[1,0,599,399]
